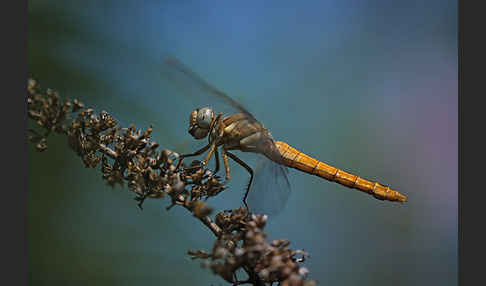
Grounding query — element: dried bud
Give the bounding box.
[192,201,213,218]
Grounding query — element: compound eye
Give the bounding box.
[191,127,209,139]
[196,107,213,129]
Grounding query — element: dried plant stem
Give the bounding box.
[27,78,315,286]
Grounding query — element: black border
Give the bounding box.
[8,0,27,285]
[459,1,484,285]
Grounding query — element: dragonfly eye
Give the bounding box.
[196,107,214,129]
[189,125,209,139]
[188,107,213,140]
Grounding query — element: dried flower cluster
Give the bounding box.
[190,208,315,286]
[27,78,315,285]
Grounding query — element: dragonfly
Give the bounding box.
[161,57,407,214]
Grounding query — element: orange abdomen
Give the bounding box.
[273,141,407,202]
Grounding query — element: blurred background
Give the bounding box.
[28,0,457,285]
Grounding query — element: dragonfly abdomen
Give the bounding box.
[273,141,407,203]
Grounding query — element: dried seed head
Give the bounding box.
[27,78,315,286]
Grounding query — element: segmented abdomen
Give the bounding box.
[273,141,407,202]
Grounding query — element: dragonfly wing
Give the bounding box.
[160,56,258,121]
[160,57,291,214]
[247,154,291,216]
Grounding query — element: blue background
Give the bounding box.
[28,1,457,285]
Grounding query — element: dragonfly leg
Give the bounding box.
[202,143,216,166]
[221,148,231,182]
[176,144,211,170]
[213,148,220,175]
[226,151,253,211]
[182,143,217,174]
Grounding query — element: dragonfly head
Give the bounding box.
[188,107,214,139]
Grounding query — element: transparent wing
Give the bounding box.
[161,56,291,214]
[160,56,258,122]
[247,155,292,216]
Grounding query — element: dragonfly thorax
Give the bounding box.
[188,107,215,139]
